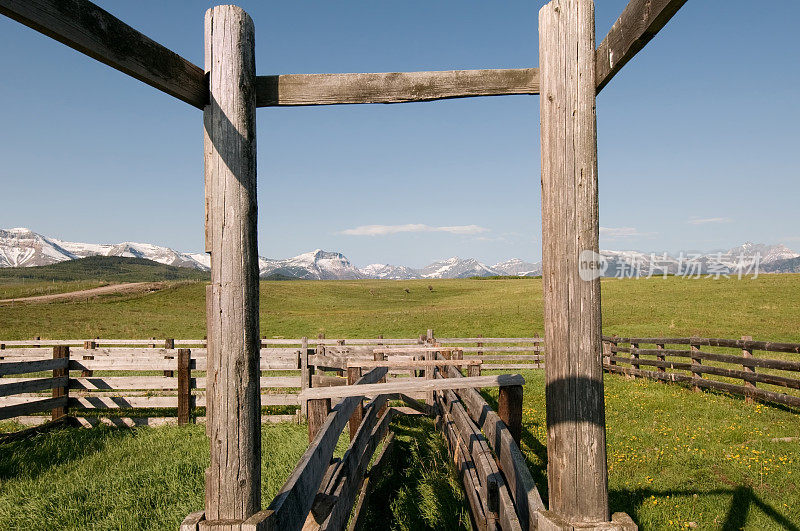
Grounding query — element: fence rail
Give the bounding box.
[603,335,800,408]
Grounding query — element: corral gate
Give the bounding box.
[0,0,688,528]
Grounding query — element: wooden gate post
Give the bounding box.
[199,5,261,527]
[539,0,611,525]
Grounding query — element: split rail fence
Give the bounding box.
[0,333,544,426]
[603,336,800,408]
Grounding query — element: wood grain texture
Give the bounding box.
[299,374,525,401]
[0,396,67,421]
[51,345,69,420]
[255,68,539,107]
[540,1,608,521]
[0,0,206,107]
[203,5,260,524]
[0,357,68,376]
[0,376,67,397]
[595,0,688,92]
[447,366,545,529]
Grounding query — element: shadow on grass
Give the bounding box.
[610,486,798,531]
[354,415,471,531]
[0,425,134,482]
[481,390,550,504]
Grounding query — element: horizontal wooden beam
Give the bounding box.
[299,373,525,401]
[595,0,689,93]
[372,346,463,354]
[348,359,480,369]
[0,0,206,108]
[256,68,539,107]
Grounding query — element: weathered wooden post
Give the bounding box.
[52,346,69,421]
[538,1,626,527]
[81,340,95,377]
[630,342,640,377]
[690,339,702,392]
[741,335,755,403]
[177,348,192,426]
[308,398,331,442]
[164,338,175,378]
[347,366,363,440]
[300,337,309,417]
[656,343,666,373]
[498,384,523,446]
[187,5,261,529]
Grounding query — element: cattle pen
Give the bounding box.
[0,0,696,529]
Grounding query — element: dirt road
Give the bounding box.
[0,282,168,304]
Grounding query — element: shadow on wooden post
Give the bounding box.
[177,348,192,426]
[308,398,332,442]
[52,346,69,421]
[498,384,523,447]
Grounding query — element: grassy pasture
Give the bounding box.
[0,274,798,341]
[1,275,800,529]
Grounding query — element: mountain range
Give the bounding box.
[2,227,799,279]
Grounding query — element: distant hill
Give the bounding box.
[0,256,209,283]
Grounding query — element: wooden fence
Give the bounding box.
[603,336,800,408]
[225,343,544,531]
[0,334,544,427]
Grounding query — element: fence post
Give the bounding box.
[424,351,435,406]
[164,338,175,378]
[468,362,482,378]
[308,398,331,442]
[373,350,388,417]
[52,346,69,420]
[300,337,309,418]
[477,333,483,358]
[427,329,434,344]
[741,335,755,403]
[347,366,363,440]
[630,342,640,377]
[656,343,666,373]
[202,5,261,524]
[498,384,523,447]
[539,0,609,523]
[178,348,191,426]
[690,340,702,392]
[81,340,95,377]
[602,340,610,369]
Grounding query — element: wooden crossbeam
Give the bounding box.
[299,374,525,401]
[0,0,206,108]
[372,346,462,354]
[255,68,539,107]
[348,359,480,369]
[596,0,689,92]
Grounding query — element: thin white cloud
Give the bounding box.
[339,224,489,237]
[688,217,733,225]
[600,227,653,239]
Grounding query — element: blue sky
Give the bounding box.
[1,1,798,268]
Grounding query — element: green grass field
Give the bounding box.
[1,275,800,529]
[0,274,799,341]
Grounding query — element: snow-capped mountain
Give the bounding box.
[2,229,798,279]
[418,257,499,279]
[359,263,420,280]
[0,228,75,267]
[0,228,209,270]
[491,258,542,277]
[260,250,364,280]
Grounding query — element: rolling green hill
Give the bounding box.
[0,256,209,284]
